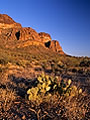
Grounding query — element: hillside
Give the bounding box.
[0,14,90,120]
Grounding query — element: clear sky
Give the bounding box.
[0,0,90,57]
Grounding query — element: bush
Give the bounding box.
[80,60,90,67]
[27,74,82,104]
[27,74,88,119]
[0,87,16,112]
[0,59,8,65]
[72,68,77,73]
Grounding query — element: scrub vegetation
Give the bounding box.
[0,45,90,119]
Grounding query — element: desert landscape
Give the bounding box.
[0,14,90,120]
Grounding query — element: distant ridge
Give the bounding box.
[0,14,65,55]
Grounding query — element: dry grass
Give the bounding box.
[26,91,89,120]
[0,87,16,112]
[0,45,89,119]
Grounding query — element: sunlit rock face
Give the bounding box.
[39,32,52,43]
[45,40,64,55]
[0,14,40,42]
[18,27,41,41]
[0,14,16,24]
[49,40,64,54]
[0,14,65,55]
[0,14,22,28]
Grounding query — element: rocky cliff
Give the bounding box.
[47,40,64,55]
[0,14,65,54]
[0,14,21,28]
[39,32,51,43]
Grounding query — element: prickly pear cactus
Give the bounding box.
[27,73,82,103]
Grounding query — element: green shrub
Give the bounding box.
[27,74,82,104]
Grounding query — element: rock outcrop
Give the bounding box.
[0,14,21,28]
[19,27,41,41]
[45,40,64,54]
[0,27,40,41]
[0,14,65,55]
[0,14,16,24]
[49,40,64,54]
[39,32,51,43]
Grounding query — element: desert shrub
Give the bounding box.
[87,61,90,67]
[0,87,16,112]
[72,68,77,73]
[78,69,84,74]
[80,59,90,67]
[51,63,63,74]
[16,60,28,67]
[27,74,88,119]
[0,67,3,72]
[86,69,90,76]
[0,58,8,65]
[57,60,64,68]
[27,74,82,104]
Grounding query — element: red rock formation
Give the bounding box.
[0,14,15,24]
[0,27,41,41]
[0,14,65,55]
[0,14,22,28]
[39,32,51,43]
[19,27,41,41]
[45,40,64,54]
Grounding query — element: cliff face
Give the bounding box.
[39,32,51,43]
[0,14,65,55]
[49,40,64,54]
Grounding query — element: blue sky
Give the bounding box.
[0,0,90,57]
